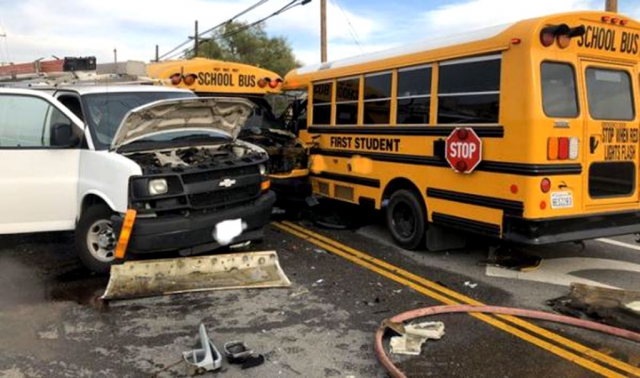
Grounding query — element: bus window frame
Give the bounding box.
[437,54,501,125]
[363,70,393,125]
[396,64,433,125]
[585,66,636,122]
[335,75,361,125]
[540,60,581,119]
[312,80,334,126]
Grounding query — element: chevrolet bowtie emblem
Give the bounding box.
[219,178,237,188]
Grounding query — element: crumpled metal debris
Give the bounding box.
[389,321,445,356]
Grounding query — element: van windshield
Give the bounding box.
[82,91,195,149]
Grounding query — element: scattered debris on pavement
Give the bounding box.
[549,283,640,332]
[102,251,291,300]
[183,323,223,376]
[389,321,445,356]
[463,281,478,289]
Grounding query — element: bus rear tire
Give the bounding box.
[386,189,426,250]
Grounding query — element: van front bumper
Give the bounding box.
[503,210,640,245]
[112,191,276,255]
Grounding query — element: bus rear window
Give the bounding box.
[541,62,578,118]
[586,68,634,121]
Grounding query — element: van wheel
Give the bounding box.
[75,204,117,274]
[386,189,426,250]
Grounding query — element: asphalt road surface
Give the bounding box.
[1,202,639,377]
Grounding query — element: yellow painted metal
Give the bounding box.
[102,251,291,300]
[147,58,283,95]
[282,11,640,236]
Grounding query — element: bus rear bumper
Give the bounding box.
[503,211,640,245]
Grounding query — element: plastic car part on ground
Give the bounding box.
[102,251,291,300]
[375,305,640,378]
[182,323,222,376]
[389,321,445,355]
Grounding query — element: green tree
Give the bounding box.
[193,21,301,77]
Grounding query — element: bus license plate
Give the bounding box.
[551,191,573,209]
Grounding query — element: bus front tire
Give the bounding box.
[386,189,426,250]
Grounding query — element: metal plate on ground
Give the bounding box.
[102,250,291,300]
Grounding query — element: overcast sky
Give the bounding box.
[1,0,639,68]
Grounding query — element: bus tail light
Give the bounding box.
[548,137,579,160]
[541,178,551,193]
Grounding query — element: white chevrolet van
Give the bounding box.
[0,87,275,273]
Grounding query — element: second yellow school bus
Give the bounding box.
[283,11,640,249]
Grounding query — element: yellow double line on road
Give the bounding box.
[273,221,640,378]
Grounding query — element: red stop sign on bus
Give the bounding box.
[445,128,483,174]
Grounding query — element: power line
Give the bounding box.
[330,0,364,54]
[178,0,312,59]
[158,0,272,60]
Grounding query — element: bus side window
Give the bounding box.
[541,62,579,118]
[363,72,392,125]
[438,56,501,124]
[336,77,360,125]
[397,65,432,124]
[312,82,332,125]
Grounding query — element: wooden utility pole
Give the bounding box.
[194,20,199,57]
[320,0,327,62]
[605,0,618,12]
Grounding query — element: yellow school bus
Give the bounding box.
[148,58,310,201]
[283,11,640,250]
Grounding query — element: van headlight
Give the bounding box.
[259,164,267,176]
[148,179,168,195]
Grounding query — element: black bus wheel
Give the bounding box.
[386,189,426,250]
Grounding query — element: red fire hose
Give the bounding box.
[375,305,640,378]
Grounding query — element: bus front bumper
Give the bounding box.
[503,210,640,245]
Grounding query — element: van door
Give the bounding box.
[580,60,639,208]
[0,92,84,234]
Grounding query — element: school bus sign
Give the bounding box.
[147,58,283,95]
[446,128,483,174]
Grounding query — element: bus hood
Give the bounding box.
[110,97,254,151]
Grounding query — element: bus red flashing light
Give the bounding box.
[540,24,585,49]
[620,19,629,26]
[258,78,268,88]
[456,128,468,140]
[611,18,620,25]
[602,16,611,23]
[269,78,282,88]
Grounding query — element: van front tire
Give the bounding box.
[75,204,117,274]
[386,189,426,250]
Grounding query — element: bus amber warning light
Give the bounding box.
[445,128,483,174]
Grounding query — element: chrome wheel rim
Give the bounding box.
[86,219,116,262]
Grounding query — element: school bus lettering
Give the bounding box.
[198,72,235,87]
[329,136,400,152]
[602,122,638,161]
[620,31,640,54]
[577,26,640,55]
[238,74,256,87]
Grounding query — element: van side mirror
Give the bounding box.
[51,123,80,147]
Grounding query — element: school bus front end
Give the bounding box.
[288,11,640,249]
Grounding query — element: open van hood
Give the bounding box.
[110,97,254,151]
